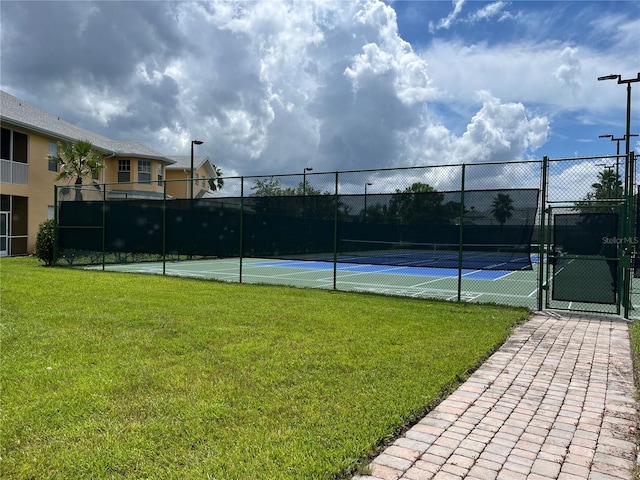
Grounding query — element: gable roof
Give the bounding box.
[0,90,175,164]
[166,155,211,171]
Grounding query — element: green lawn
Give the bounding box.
[1,257,529,480]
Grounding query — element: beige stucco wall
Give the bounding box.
[1,122,175,255]
[1,127,59,253]
[102,158,161,188]
[165,165,208,199]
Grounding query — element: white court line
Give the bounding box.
[487,270,518,281]
[241,270,326,280]
[460,269,482,278]
[336,279,458,293]
[446,292,483,301]
[86,259,536,303]
[333,281,531,300]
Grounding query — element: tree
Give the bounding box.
[388,182,458,224]
[35,219,56,266]
[48,140,104,201]
[295,181,322,197]
[362,203,389,223]
[587,168,622,201]
[490,193,514,226]
[207,164,225,192]
[574,168,623,214]
[251,177,286,197]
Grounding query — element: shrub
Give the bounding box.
[35,219,56,266]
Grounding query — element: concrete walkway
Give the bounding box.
[354,312,638,480]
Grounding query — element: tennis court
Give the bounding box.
[59,156,640,318]
[85,256,541,308]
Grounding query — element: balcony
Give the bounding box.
[0,159,28,185]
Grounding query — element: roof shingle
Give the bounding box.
[0,90,175,163]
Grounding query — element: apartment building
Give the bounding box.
[0,90,216,256]
[165,156,221,199]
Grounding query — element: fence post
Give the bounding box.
[333,172,339,291]
[162,179,167,275]
[624,151,636,318]
[537,156,548,311]
[53,185,59,265]
[101,181,107,271]
[240,176,245,284]
[457,164,466,302]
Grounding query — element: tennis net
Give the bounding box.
[336,239,534,270]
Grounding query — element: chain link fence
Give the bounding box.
[54,153,638,318]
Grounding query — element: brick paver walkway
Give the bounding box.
[354,312,638,480]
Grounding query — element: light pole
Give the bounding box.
[190,140,204,199]
[364,182,372,222]
[599,133,639,188]
[596,163,615,199]
[302,167,313,196]
[598,73,640,318]
[598,73,640,195]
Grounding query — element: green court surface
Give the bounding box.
[83,256,640,317]
[85,257,541,309]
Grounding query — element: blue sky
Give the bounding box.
[390,0,640,157]
[1,0,638,180]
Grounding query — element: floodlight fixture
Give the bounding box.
[599,133,639,180]
[598,74,620,81]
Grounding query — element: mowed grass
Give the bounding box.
[0,257,529,480]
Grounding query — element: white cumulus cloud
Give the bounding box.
[1,0,555,177]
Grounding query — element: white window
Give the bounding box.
[118,159,131,182]
[1,128,27,163]
[48,205,55,219]
[138,161,151,183]
[48,143,58,172]
[157,164,163,186]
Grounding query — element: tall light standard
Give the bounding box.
[596,163,615,199]
[599,133,639,186]
[302,167,313,196]
[598,72,640,318]
[598,73,640,195]
[364,182,373,222]
[190,140,204,199]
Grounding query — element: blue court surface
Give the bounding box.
[83,256,539,309]
[253,260,510,281]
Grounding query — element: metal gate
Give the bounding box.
[545,208,621,314]
[542,153,637,318]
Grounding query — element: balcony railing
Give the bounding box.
[0,159,28,185]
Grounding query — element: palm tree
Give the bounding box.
[574,167,623,214]
[589,168,622,200]
[48,140,104,201]
[207,164,225,192]
[491,193,514,226]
